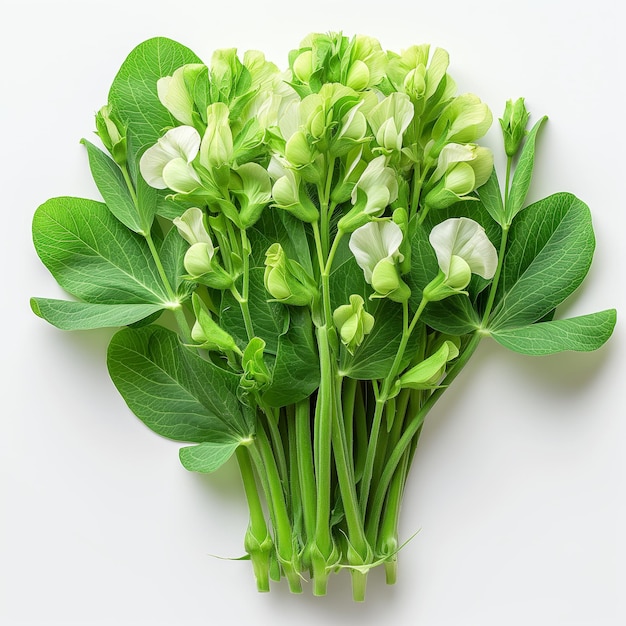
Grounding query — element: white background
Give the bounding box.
[2,1,624,624]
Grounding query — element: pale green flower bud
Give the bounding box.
[241,337,272,390]
[398,340,459,390]
[263,243,317,306]
[190,293,241,354]
[200,102,233,169]
[331,104,368,157]
[346,60,370,91]
[285,130,317,167]
[350,35,387,88]
[333,294,375,354]
[229,162,272,228]
[425,144,493,209]
[293,50,314,83]
[210,48,242,94]
[95,105,127,165]
[271,170,319,223]
[339,156,399,232]
[499,97,530,157]
[432,94,493,147]
[404,67,426,103]
[157,64,207,126]
[173,207,212,246]
[242,49,280,92]
[338,105,367,142]
[371,257,401,295]
[184,242,215,277]
[368,93,414,152]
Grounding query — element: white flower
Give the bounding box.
[349,221,404,284]
[173,207,212,246]
[139,126,201,192]
[367,92,414,152]
[157,64,206,126]
[350,155,399,216]
[429,217,497,281]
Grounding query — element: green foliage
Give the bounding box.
[30,32,616,600]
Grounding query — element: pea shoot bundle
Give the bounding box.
[31,33,616,601]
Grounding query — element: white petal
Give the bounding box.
[161,126,201,162]
[429,217,497,279]
[379,221,404,260]
[173,207,211,245]
[432,143,474,182]
[349,221,404,283]
[139,143,171,189]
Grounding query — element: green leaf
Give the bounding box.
[262,308,319,406]
[108,37,202,150]
[490,193,595,330]
[159,225,189,296]
[421,297,482,335]
[339,299,406,380]
[32,197,169,305]
[179,440,241,473]
[506,115,547,222]
[490,309,617,355]
[107,325,255,442]
[81,139,145,234]
[477,168,505,226]
[30,298,163,330]
[250,209,314,275]
[329,235,369,309]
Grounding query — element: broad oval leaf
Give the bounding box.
[108,37,202,151]
[490,309,617,355]
[31,298,163,330]
[32,197,170,305]
[107,325,255,442]
[490,193,595,330]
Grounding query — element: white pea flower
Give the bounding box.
[350,221,404,283]
[349,221,410,302]
[173,207,213,246]
[139,126,201,193]
[157,64,206,126]
[429,217,497,291]
[338,155,399,232]
[367,92,414,152]
[200,102,233,169]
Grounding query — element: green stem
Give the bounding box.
[295,398,316,565]
[359,298,427,515]
[481,224,509,323]
[254,423,301,593]
[366,332,482,535]
[236,446,272,592]
[309,323,341,595]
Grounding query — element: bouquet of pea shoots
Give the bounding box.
[31,32,616,601]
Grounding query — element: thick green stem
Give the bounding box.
[359,299,426,514]
[254,424,301,593]
[295,398,316,569]
[367,332,482,535]
[236,447,272,592]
